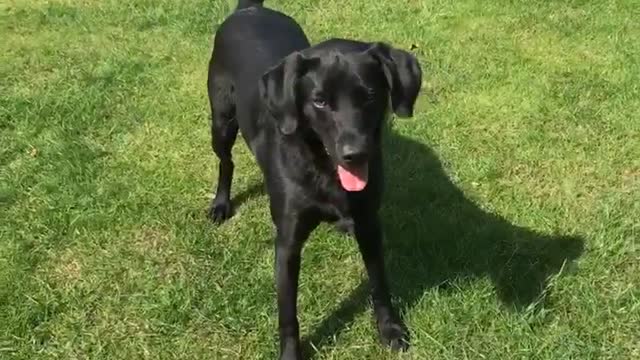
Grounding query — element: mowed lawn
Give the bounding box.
[1,0,639,358]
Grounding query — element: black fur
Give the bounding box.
[207,2,422,359]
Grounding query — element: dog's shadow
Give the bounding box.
[301,125,585,356]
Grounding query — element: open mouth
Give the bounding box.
[337,163,369,192]
[322,146,369,192]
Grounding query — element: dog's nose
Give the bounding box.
[341,144,368,164]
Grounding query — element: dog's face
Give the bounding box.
[260,41,422,191]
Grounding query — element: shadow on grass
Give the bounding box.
[302,126,585,357]
[232,181,265,209]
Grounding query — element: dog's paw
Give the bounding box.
[334,217,355,236]
[280,350,302,360]
[280,342,302,360]
[378,318,410,352]
[207,199,233,223]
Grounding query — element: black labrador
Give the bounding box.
[207,1,422,358]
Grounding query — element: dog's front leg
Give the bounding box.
[275,215,315,360]
[353,212,409,352]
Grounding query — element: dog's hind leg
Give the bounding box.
[207,70,238,223]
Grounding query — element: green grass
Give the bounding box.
[1,0,639,358]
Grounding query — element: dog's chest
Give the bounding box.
[304,171,352,221]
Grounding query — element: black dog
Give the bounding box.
[207,1,422,358]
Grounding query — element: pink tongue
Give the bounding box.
[337,163,369,191]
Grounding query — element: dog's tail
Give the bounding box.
[236,0,264,10]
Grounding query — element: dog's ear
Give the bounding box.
[367,42,422,118]
[259,52,314,135]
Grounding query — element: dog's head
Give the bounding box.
[259,40,422,191]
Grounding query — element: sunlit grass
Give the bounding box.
[1,0,638,359]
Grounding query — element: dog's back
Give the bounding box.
[236,0,264,10]
[209,1,309,146]
[212,1,309,90]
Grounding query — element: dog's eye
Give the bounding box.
[312,97,327,109]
